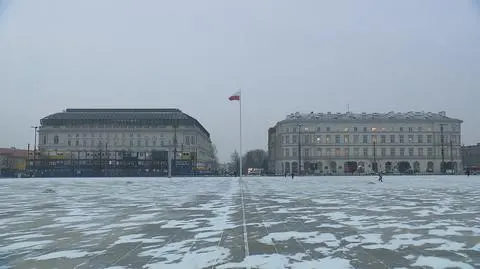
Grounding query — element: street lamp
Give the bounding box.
[440,124,446,174]
[408,136,413,173]
[298,123,302,176]
[372,128,377,173]
[30,126,38,169]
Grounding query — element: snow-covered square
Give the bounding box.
[0,176,479,269]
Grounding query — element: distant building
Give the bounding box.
[36,108,216,176]
[267,127,277,175]
[461,143,480,172]
[0,147,29,177]
[268,111,462,175]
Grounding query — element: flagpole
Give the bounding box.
[239,88,243,180]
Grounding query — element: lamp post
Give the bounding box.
[408,136,413,173]
[372,128,377,173]
[298,123,302,175]
[30,126,38,169]
[373,140,377,173]
[440,124,446,174]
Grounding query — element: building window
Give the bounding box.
[380,135,386,143]
[408,135,414,143]
[390,135,395,143]
[400,127,404,132]
[68,140,72,146]
[53,135,59,144]
[399,135,404,143]
[427,148,433,156]
[353,148,359,156]
[75,140,79,147]
[286,135,290,144]
[390,148,395,156]
[185,136,190,145]
[284,148,290,157]
[363,148,368,157]
[353,135,359,144]
[418,135,423,143]
[292,135,297,144]
[326,135,331,144]
[343,135,349,144]
[381,148,386,156]
[316,148,322,156]
[363,127,367,132]
[408,148,414,156]
[292,148,297,157]
[335,148,341,157]
[353,127,358,132]
[362,135,368,144]
[304,148,310,157]
[408,127,413,133]
[335,135,341,144]
[400,148,405,156]
[292,127,297,133]
[316,127,321,132]
[326,127,330,132]
[427,135,433,144]
[418,148,424,156]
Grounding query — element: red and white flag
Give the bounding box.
[228,90,241,101]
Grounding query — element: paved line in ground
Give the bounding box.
[240,177,250,259]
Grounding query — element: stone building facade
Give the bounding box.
[268,111,462,175]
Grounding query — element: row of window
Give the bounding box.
[281,134,460,145]
[45,135,198,146]
[283,147,459,158]
[281,125,458,134]
[67,133,168,139]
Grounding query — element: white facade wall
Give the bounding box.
[272,113,462,175]
[37,125,213,163]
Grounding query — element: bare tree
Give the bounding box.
[242,149,268,173]
[230,150,240,173]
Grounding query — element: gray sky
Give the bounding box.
[1,0,480,162]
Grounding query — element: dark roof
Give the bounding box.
[0,148,28,158]
[42,108,189,121]
[281,111,462,123]
[41,108,210,137]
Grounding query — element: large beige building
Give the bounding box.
[268,111,462,175]
[37,108,215,173]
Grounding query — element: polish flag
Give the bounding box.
[228,91,241,101]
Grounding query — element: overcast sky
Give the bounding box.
[1,0,480,162]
